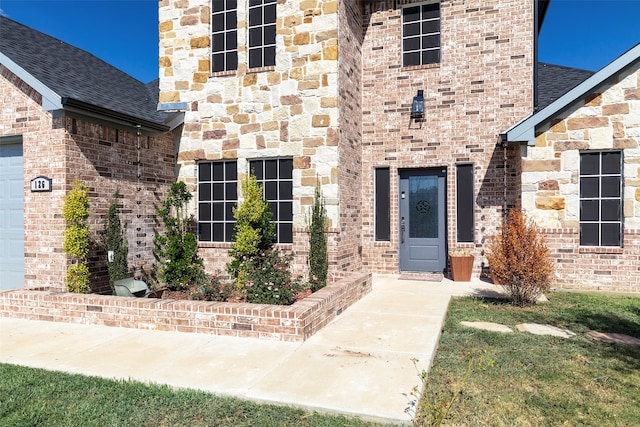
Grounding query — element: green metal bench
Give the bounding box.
[113,277,151,298]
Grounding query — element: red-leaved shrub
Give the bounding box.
[486,209,555,306]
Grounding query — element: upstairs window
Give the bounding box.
[248,0,276,69]
[249,158,293,243]
[402,1,441,66]
[211,0,238,72]
[198,160,238,242]
[579,151,623,247]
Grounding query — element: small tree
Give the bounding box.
[154,181,205,291]
[486,208,554,306]
[102,191,129,290]
[62,179,91,293]
[308,181,328,291]
[227,173,275,281]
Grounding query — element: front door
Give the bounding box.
[399,168,446,273]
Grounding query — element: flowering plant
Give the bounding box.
[449,247,473,257]
[240,249,303,305]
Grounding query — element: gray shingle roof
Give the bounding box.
[0,16,168,128]
[537,62,594,110]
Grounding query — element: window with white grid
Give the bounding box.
[211,0,238,72]
[249,158,293,243]
[579,151,623,247]
[198,160,238,242]
[248,0,276,69]
[402,1,441,66]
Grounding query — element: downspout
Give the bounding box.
[533,0,540,111]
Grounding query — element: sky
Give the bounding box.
[0,0,639,83]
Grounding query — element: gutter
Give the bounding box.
[61,97,170,135]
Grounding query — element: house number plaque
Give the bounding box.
[30,176,53,192]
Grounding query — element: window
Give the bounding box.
[375,168,390,241]
[248,0,276,69]
[579,151,623,247]
[198,160,238,242]
[402,2,441,67]
[211,0,238,72]
[249,158,293,243]
[456,164,474,243]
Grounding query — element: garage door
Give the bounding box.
[0,137,24,290]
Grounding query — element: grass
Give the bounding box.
[0,364,395,427]
[417,292,640,426]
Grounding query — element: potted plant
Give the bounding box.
[449,247,474,281]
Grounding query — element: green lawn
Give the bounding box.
[0,364,393,427]
[417,292,640,426]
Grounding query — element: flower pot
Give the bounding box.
[450,255,474,281]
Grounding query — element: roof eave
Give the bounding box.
[0,52,62,110]
[503,43,640,146]
[61,97,171,135]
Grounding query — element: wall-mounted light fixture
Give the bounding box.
[411,90,424,120]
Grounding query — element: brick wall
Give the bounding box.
[1,65,176,293]
[522,62,640,291]
[0,271,372,341]
[360,0,534,276]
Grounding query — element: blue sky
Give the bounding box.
[1,0,639,83]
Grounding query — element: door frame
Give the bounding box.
[398,167,447,273]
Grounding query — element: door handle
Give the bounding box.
[401,217,405,244]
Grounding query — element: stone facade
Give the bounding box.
[159,0,361,276]
[1,65,176,293]
[522,62,640,292]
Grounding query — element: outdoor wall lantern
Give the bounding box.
[411,90,424,120]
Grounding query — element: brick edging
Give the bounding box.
[0,272,372,342]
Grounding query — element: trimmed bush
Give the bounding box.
[227,174,275,282]
[154,182,206,291]
[308,182,328,292]
[486,208,555,306]
[62,179,91,293]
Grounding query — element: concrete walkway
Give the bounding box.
[0,275,499,425]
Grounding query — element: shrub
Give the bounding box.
[65,263,90,294]
[62,179,91,293]
[485,208,554,306]
[154,181,206,291]
[102,192,129,290]
[190,274,234,302]
[308,181,328,292]
[241,249,302,305]
[227,174,275,282]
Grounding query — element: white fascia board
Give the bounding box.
[505,43,640,146]
[0,52,62,111]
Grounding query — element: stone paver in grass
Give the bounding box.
[460,321,513,333]
[516,323,576,338]
[586,331,640,347]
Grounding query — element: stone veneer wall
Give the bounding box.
[159,0,350,276]
[0,271,371,341]
[359,0,534,276]
[522,62,640,292]
[1,65,176,293]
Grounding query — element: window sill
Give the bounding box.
[402,63,441,71]
[198,242,233,249]
[209,70,237,78]
[246,65,276,74]
[578,246,624,255]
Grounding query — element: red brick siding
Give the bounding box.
[360,0,534,276]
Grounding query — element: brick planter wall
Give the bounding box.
[0,272,371,342]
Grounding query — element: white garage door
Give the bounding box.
[0,137,24,290]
